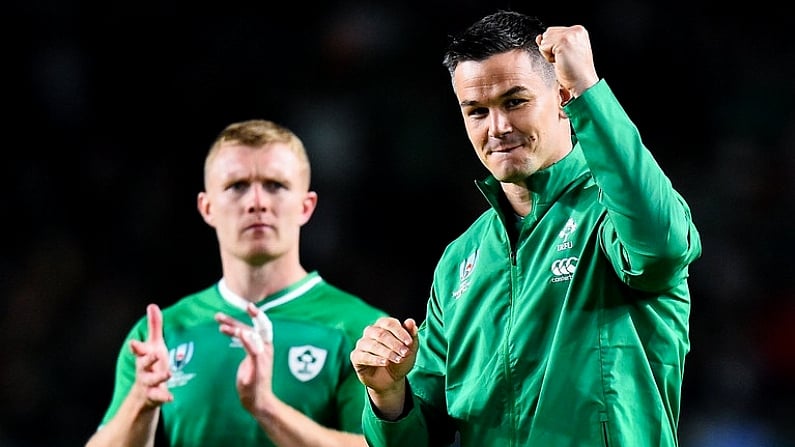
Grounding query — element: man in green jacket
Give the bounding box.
[350,9,702,447]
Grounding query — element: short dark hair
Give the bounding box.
[442,10,553,82]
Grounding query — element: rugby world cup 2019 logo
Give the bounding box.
[167,342,197,387]
[171,342,194,370]
[452,249,479,299]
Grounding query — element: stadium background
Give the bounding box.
[3,1,794,445]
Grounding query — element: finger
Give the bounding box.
[217,321,251,339]
[403,319,421,357]
[215,312,252,338]
[404,318,420,338]
[535,32,555,63]
[350,348,388,368]
[238,327,265,354]
[148,388,174,404]
[214,311,244,326]
[217,323,238,338]
[146,304,164,344]
[140,367,172,386]
[138,351,161,370]
[130,339,147,356]
[358,329,408,363]
[247,303,273,343]
[372,317,413,346]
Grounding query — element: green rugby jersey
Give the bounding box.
[99,271,387,446]
[363,80,702,446]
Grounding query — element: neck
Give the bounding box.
[501,182,532,217]
[221,255,307,302]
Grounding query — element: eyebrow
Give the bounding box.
[459,85,529,107]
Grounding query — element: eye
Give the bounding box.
[263,180,286,193]
[466,106,488,118]
[229,181,249,192]
[505,98,527,108]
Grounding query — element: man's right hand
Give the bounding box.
[129,304,173,408]
[349,317,419,420]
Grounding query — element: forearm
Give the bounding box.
[252,397,368,447]
[366,381,408,421]
[84,394,159,447]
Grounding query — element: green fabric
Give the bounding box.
[363,80,702,447]
[99,271,387,446]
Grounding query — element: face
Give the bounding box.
[452,49,571,184]
[197,142,317,266]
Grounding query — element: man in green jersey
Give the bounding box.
[87,119,387,447]
[350,10,702,447]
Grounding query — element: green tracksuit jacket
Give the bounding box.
[363,80,702,447]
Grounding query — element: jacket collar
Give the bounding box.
[475,142,590,221]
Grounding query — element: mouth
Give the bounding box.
[488,143,522,155]
[487,136,525,154]
[245,222,272,232]
[494,144,518,153]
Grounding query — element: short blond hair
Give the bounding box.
[204,119,311,187]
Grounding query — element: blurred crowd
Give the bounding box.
[2,1,793,446]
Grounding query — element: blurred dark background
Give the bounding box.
[3,1,794,446]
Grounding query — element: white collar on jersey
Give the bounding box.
[217,275,323,313]
[217,278,251,312]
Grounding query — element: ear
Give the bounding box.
[298,191,319,226]
[197,191,216,228]
[559,85,574,109]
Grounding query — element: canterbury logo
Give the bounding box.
[550,257,577,283]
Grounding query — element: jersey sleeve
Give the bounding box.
[336,364,368,433]
[97,316,148,428]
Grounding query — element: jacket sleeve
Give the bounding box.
[565,80,702,292]
[361,286,457,447]
[361,389,430,447]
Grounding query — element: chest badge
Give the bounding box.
[288,345,327,382]
[557,218,577,251]
[167,342,197,387]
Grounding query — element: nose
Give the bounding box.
[248,184,269,213]
[488,110,512,138]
